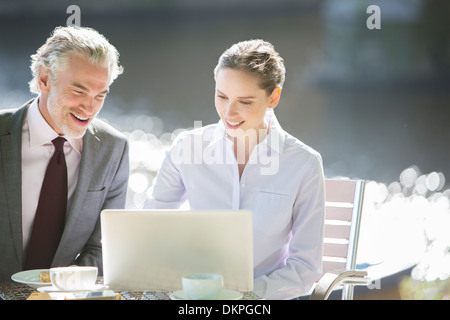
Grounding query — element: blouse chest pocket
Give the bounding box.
[253,190,294,235]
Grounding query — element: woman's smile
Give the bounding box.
[225,119,245,129]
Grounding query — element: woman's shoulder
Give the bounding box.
[175,123,217,137]
[171,122,219,145]
[283,132,322,162]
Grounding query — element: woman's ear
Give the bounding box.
[268,87,281,110]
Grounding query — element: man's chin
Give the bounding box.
[61,126,88,139]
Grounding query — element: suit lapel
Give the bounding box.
[56,124,101,253]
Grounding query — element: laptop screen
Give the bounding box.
[100,209,253,292]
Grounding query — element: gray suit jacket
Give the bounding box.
[0,99,129,281]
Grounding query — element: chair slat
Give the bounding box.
[324,224,351,240]
[323,242,349,258]
[314,179,366,300]
[322,261,347,274]
[325,180,356,203]
[325,206,353,222]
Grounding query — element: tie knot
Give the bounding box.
[52,137,66,152]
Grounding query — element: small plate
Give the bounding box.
[11,269,52,288]
[170,289,243,300]
[37,284,106,293]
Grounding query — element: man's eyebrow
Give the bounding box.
[72,82,109,94]
[72,82,88,91]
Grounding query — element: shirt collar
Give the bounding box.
[260,109,285,155]
[209,119,227,147]
[26,97,83,155]
[209,109,286,154]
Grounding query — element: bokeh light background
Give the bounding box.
[1,0,449,298]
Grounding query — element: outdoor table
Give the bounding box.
[0,277,260,300]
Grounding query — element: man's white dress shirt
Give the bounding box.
[21,98,82,256]
[145,111,325,299]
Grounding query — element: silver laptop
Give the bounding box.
[100,209,253,292]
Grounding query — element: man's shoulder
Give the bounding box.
[90,117,128,143]
[0,105,25,119]
[0,107,17,116]
[0,99,34,114]
[0,100,33,134]
[0,108,16,124]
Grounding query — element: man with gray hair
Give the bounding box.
[0,26,129,281]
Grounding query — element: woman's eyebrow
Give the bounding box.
[237,96,256,99]
[216,89,255,99]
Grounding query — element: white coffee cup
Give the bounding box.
[182,273,223,300]
[50,266,98,291]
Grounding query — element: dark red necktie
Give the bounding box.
[25,137,67,270]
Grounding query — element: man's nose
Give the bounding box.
[80,97,95,115]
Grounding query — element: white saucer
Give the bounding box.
[37,284,106,293]
[11,269,52,289]
[170,289,243,300]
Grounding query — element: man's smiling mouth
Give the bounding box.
[71,113,89,122]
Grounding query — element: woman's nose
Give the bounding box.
[225,101,238,117]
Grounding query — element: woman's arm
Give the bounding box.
[253,154,325,299]
[144,140,188,209]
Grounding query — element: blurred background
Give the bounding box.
[1,0,449,299]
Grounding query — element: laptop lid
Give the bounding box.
[101,209,253,292]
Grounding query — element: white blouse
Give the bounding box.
[145,111,325,299]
